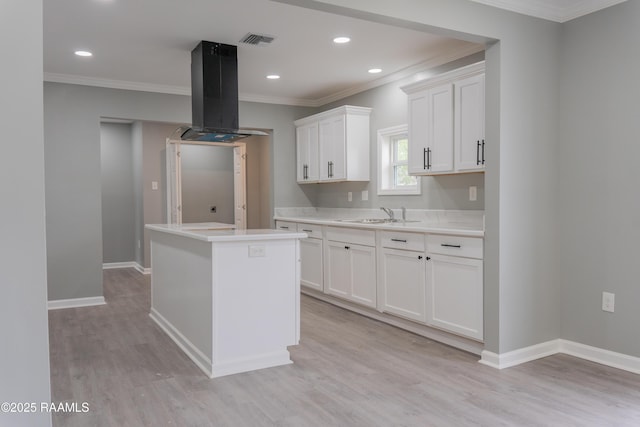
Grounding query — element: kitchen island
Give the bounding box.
[145,223,306,378]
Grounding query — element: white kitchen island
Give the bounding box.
[145,223,306,378]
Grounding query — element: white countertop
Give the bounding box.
[274,208,485,237]
[146,223,307,242]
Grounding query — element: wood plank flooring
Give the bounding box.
[49,268,640,426]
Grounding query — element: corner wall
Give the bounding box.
[558,1,640,357]
[0,1,52,425]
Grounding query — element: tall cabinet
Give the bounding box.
[402,62,485,175]
[295,105,372,183]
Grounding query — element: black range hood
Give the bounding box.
[180,41,266,142]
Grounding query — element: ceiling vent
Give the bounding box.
[239,33,275,46]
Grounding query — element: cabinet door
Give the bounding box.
[325,240,351,298]
[300,237,323,291]
[407,91,430,174]
[380,248,426,322]
[454,74,485,172]
[325,240,376,308]
[296,123,319,183]
[427,254,483,340]
[349,243,376,308]
[319,115,346,181]
[427,83,454,173]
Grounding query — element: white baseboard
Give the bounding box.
[48,296,106,310]
[103,261,150,275]
[480,339,640,375]
[210,351,292,379]
[103,261,137,269]
[134,263,151,275]
[479,339,560,369]
[149,307,213,377]
[559,339,640,375]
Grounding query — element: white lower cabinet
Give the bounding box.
[297,223,323,292]
[379,248,427,323]
[325,240,376,308]
[279,219,484,342]
[427,253,483,341]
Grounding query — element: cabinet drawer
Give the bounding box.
[427,235,483,259]
[296,223,323,239]
[275,221,297,231]
[326,226,375,246]
[380,231,425,252]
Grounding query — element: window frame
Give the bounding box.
[377,124,421,196]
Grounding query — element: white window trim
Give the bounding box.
[377,124,421,196]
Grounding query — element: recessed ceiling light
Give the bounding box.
[266,74,280,80]
[74,50,93,57]
[368,68,382,74]
[333,36,351,44]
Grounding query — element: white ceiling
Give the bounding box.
[467,0,627,22]
[43,0,624,107]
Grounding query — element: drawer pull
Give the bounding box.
[418,255,423,260]
[302,229,313,232]
[441,243,461,248]
[344,246,350,250]
[279,226,289,229]
[391,239,407,243]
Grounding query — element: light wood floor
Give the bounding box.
[49,268,640,426]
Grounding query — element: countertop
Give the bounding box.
[274,212,484,238]
[146,223,307,242]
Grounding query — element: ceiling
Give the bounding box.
[468,0,627,22]
[43,0,624,107]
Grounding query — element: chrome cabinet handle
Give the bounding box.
[441,243,461,248]
[477,140,481,165]
[391,239,407,243]
[279,226,289,229]
[482,139,485,165]
[302,229,313,232]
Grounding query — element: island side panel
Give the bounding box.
[149,230,214,371]
[211,238,299,376]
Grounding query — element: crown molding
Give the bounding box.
[467,0,626,23]
[44,72,191,96]
[312,43,484,107]
[44,42,483,108]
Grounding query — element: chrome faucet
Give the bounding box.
[380,207,395,221]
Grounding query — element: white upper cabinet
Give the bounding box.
[455,74,485,172]
[295,105,372,183]
[402,62,485,175]
[296,122,319,183]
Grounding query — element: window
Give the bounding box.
[377,125,420,195]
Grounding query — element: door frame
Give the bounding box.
[166,138,247,228]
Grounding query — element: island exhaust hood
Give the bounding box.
[179,41,266,142]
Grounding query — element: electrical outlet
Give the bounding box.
[151,181,158,190]
[138,240,141,249]
[602,292,615,313]
[362,190,368,201]
[210,206,217,213]
[347,192,353,202]
[469,186,477,201]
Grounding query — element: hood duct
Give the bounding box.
[180,41,266,142]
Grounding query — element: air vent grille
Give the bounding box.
[240,33,275,46]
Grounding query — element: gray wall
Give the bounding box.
[281,0,562,355]
[558,1,640,356]
[141,121,182,268]
[0,1,52,426]
[43,83,307,300]
[245,135,273,229]
[100,123,135,263]
[181,145,235,224]
[132,122,144,267]
[310,52,486,210]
